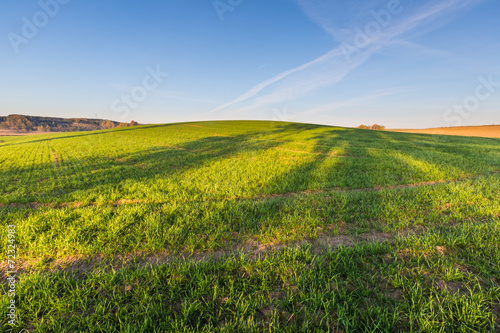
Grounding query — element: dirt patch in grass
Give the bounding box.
[268,146,351,157]
[0,199,146,210]
[59,201,84,208]
[4,170,500,209]
[27,202,46,209]
[2,171,498,210]
[0,131,58,136]
[379,278,404,300]
[493,306,500,325]
[164,144,197,152]
[315,235,354,248]
[359,232,392,243]
[0,229,400,281]
[434,280,464,294]
[51,151,59,168]
[115,199,144,205]
[376,180,448,190]
[254,172,499,202]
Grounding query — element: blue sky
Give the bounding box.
[1,0,499,128]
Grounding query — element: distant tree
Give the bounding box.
[37,125,50,132]
[6,115,33,132]
[117,122,129,128]
[100,120,116,129]
[358,124,386,130]
[130,120,139,126]
[371,124,386,130]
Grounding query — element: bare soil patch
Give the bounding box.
[390,125,500,138]
[0,131,57,136]
[51,151,60,168]
[269,146,350,157]
[0,230,401,281]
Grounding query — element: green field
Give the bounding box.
[1,120,499,332]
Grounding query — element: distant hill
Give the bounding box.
[389,125,500,138]
[0,114,139,133]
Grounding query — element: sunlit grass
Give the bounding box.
[0,120,499,331]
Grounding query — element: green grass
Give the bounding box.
[0,120,499,332]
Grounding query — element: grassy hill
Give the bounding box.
[1,120,499,331]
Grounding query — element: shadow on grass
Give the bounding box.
[1,122,499,204]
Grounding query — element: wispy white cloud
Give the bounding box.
[303,86,411,116]
[208,0,485,115]
[295,0,387,41]
[208,47,347,113]
[384,40,453,58]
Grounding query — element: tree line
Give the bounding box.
[0,115,139,132]
[357,124,386,130]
